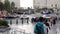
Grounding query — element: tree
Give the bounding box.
[4,0,10,11]
[11,2,15,9]
[0,2,3,11]
[27,7,31,10]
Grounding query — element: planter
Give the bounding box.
[0,20,9,27]
[0,26,11,32]
[0,20,10,32]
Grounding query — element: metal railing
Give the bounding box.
[3,18,29,25]
[0,18,32,34]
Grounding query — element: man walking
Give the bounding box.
[34,17,44,34]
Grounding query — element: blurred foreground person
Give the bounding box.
[50,17,56,27]
[34,17,44,34]
[44,19,50,34]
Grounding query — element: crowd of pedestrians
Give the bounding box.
[34,17,56,34]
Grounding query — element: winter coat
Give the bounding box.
[34,22,44,34]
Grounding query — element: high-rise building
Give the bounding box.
[33,0,60,9]
[33,0,46,9]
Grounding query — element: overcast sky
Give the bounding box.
[20,0,33,8]
[9,0,33,8]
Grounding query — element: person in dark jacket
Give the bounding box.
[34,17,44,34]
[44,19,50,34]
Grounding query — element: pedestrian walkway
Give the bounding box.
[0,21,60,34]
[48,21,60,34]
[9,23,35,34]
[48,24,57,34]
[10,21,60,34]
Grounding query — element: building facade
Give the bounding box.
[33,0,60,9]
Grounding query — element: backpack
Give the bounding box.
[36,25,41,34]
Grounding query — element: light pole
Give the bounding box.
[46,0,47,8]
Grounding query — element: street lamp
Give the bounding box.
[46,0,47,8]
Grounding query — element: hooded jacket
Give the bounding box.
[34,22,44,34]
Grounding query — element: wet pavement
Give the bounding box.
[8,21,60,34]
[0,20,60,34]
[0,13,60,34]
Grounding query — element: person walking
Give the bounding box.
[50,17,56,27]
[44,19,50,34]
[34,17,44,34]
